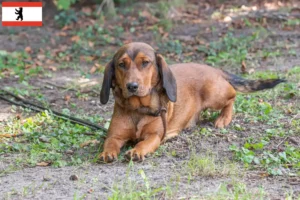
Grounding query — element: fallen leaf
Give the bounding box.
[80,140,100,148]
[45,59,54,64]
[223,16,232,22]
[35,60,43,66]
[24,46,32,54]
[0,133,24,138]
[64,95,71,103]
[71,35,80,42]
[37,54,46,61]
[241,60,247,74]
[51,38,56,46]
[88,41,94,48]
[25,64,31,69]
[36,161,50,167]
[64,56,71,61]
[248,68,255,74]
[82,7,92,15]
[90,66,97,74]
[259,172,269,178]
[48,66,57,71]
[15,113,22,120]
[61,25,71,31]
[56,32,67,36]
[19,32,29,39]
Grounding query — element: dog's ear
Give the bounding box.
[100,60,114,104]
[156,54,177,102]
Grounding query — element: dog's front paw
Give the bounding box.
[214,115,231,128]
[125,148,147,162]
[98,151,118,163]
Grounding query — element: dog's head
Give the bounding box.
[100,42,177,104]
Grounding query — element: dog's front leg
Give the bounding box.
[98,113,134,163]
[125,118,163,161]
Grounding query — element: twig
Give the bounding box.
[0,133,24,138]
[96,0,109,15]
[276,137,288,148]
[0,90,107,132]
[45,81,99,96]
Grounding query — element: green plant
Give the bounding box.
[54,10,78,27]
[197,32,258,67]
[186,152,237,177]
[158,39,182,57]
[0,110,105,168]
[230,142,300,176]
[108,169,170,200]
[0,51,38,81]
[54,0,78,10]
[205,181,267,200]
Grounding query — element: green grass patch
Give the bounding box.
[108,169,172,200]
[227,68,300,175]
[186,152,239,178]
[0,51,44,81]
[197,32,259,68]
[204,181,267,200]
[0,110,105,169]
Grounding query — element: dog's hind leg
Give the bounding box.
[214,98,234,128]
[203,79,236,128]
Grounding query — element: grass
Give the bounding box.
[203,181,267,200]
[0,110,105,170]
[197,31,264,68]
[186,152,239,178]
[227,67,299,175]
[108,169,172,200]
[0,51,44,81]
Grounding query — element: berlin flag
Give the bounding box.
[2,2,43,26]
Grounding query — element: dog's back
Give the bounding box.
[164,63,285,139]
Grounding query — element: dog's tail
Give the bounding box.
[222,71,286,93]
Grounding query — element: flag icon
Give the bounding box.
[2,2,42,26]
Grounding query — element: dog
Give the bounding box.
[98,42,285,162]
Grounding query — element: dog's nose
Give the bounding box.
[126,82,139,93]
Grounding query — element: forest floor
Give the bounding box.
[0,0,299,199]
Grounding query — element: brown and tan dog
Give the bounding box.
[98,42,285,162]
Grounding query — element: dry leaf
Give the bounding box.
[24,46,32,54]
[248,68,255,74]
[241,60,247,74]
[25,64,31,69]
[88,41,94,48]
[45,59,54,64]
[0,133,24,138]
[90,66,97,74]
[37,54,46,61]
[64,95,71,103]
[71,35,80,42]
[61,25,71,31]
[82,7,92,14]
[57,32,67,36]
[48,66,57,71]
[36,162,50,167]
[19,32,29,39]
[223,16,232,22]
[80,140,100,148]
[51,38,56,46]
[35,60,43,66]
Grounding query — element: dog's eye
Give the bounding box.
[118,62,125,68]
[142,60,149,67]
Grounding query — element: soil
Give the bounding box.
[0,0,299,199]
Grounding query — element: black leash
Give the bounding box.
[0,90,108,132]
